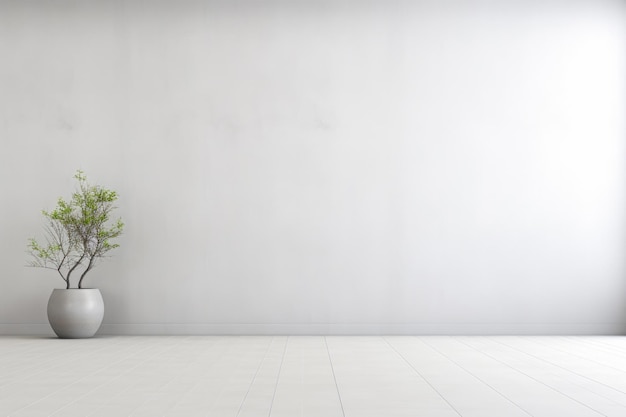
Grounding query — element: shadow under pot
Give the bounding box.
[47,289,104,338]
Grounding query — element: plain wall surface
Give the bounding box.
[1,0,625,334]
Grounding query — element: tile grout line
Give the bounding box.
[561,336,626,356]
[455,337,608,417]
[0,337,132,390]
[0,338,89,376]
[491,336,626,398]
[267,336,289,417]
[158,335,266,417]
[6,337,154,416]
[482,336,626,409]
[418,336,536,417]
[47,337,196,417]
[323,336,346,417]
[124,336,229,417]
[420,336,539,417]
[557,336,626,363]
[236,336,277,417]
[524,336,626,375]
[153,336,258,417]
[382,336,464,417]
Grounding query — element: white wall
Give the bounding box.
[1,0,625,335]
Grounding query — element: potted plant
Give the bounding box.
[27,170,124,338]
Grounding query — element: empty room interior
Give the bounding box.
[1,0,626,416]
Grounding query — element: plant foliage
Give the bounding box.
[28,170,124,288]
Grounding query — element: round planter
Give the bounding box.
[47,289,104,339]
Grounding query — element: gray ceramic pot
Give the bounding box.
[47,289,104,338]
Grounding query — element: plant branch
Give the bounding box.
[27,170,123,288]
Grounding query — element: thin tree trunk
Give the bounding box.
[56,267,69,289]
[66,254,86,289]
[78,258,94,289]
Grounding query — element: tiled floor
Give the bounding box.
[1,336,626,416]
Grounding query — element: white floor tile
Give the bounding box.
[1,335,626,417]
